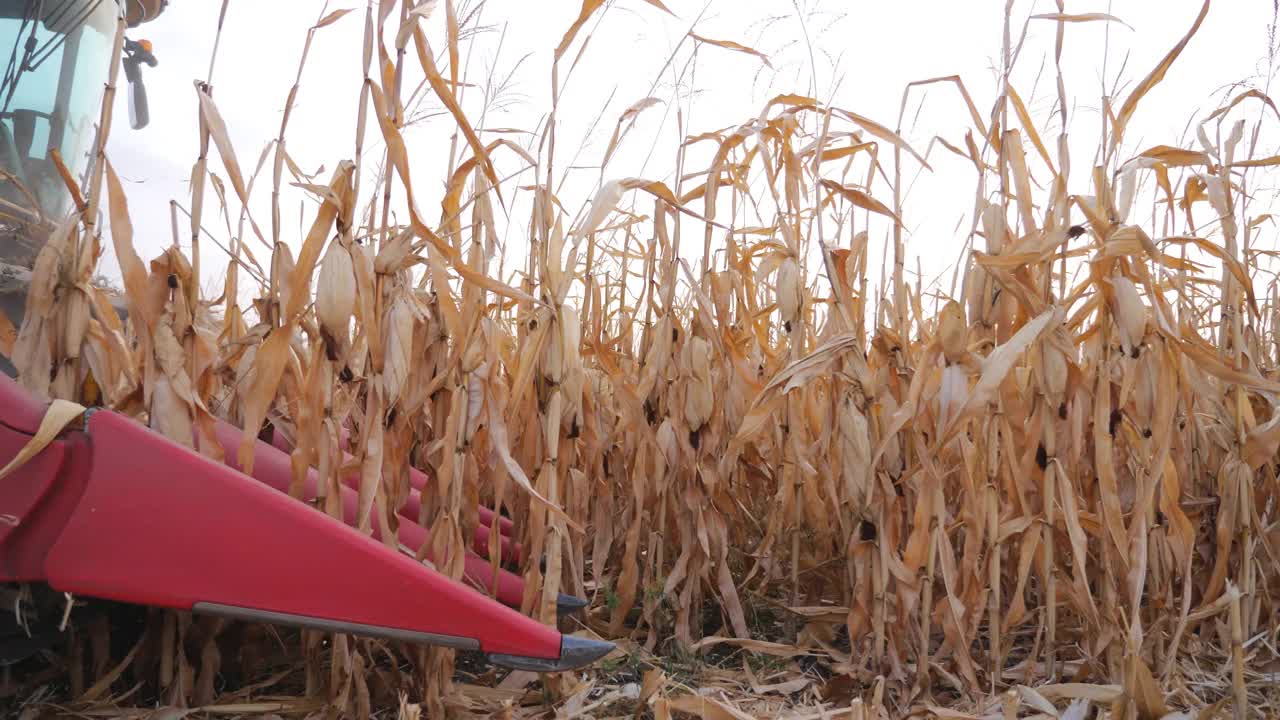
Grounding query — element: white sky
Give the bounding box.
[98,0,1280,312]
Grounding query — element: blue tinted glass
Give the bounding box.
[0,1,115,218]
[62,2,112,170]
[0,18,63,120]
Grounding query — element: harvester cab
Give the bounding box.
[0,0,610,680]
[0,0,163,224]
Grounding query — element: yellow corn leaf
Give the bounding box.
[1111,0,1211,151]
[1006,84,1055,172]
[745,332,862,411]
[103,158,154,333]
[368,79,537,307]
[0,398,85,482]
[555,0,604,61]
[689,636,814,658]
[196,87,266,246]
[412,25,502,205]
[1138,144,1211,167]
[1229,153,1280,168]
[1016,685,1059,715]
[1178,337,1280,392]
[445,0,458,90]
[1207,88,1280,122]
[689,32,773,68]
[818,141,876,163]
[663,693,757,720]
[836,107,930,169]
[443,139,537,231]
[1030,12,1132,29]
[639,0,675,14]
[619,177,725,228]
[485,382,579,530]
[602,97,663,167]
[1129,656,1171,719]
[924,708,983,720]
[1176,236,1258,316]
[1035,684,1125,703]
[237,325,295,474]
[285,162,352,321]
[820,179,901,224]
[314,7,354,28]
[0,301,16,357]
[937,306,1060,446]
[1244,411,1280,468]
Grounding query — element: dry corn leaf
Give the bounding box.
[689,636,814,658]
[445,0,459,90]
[938,306,1060,446]
[0,304,16,358]
[12,3,1280,713]
[1129,655,1171,719]
[602,97,663,167]
[412,25,502,204]
[836,107,930,168]
[1017,685,1060,716]
[1178,337,1280,393]
[484,382,579,530]
[1036,684,1124,703]
[820,179,901,225]
[555,0,604,61]
[1031,12,1132,29]
[314,7,354,28]
[1111,0,1211,151]
[1137,145,1211,167]
[689,32,773,68]
[286,162,352,321]
[196,87,266,246]
[103,158,154,333]
[1007,84,1055,172]
[0,397,85,482]
[236,325,295,473]
[664,693,756,720]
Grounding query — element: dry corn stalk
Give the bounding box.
[4,0,1279,716]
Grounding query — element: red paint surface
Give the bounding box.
[207,420,525,607]
[0,375,557,659]
[40,411,559,659]
[0,369,49,434]
[0,425,93,582]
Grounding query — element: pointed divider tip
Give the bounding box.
[488,634,615,672]
[555,592,589,617]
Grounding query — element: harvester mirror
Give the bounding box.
[122,37,155,129]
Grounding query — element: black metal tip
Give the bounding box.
[557,634,615,669]
[487,634,615,672]
[556,593,588,617]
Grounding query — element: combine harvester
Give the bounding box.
[0,0,610,673]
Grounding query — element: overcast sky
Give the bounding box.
[97,0,1280,309]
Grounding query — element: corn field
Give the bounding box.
[3,0,1280,718]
